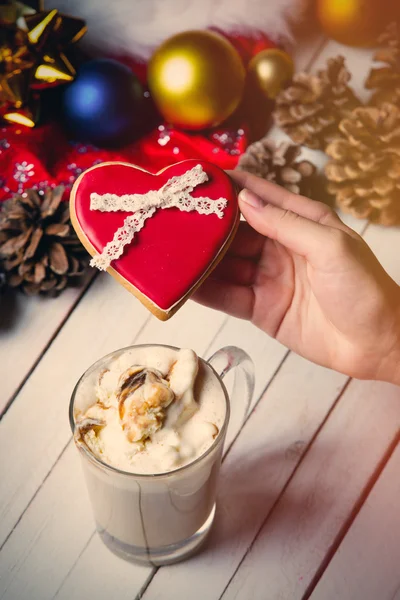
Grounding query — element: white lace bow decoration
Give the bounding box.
[89,164,228,271]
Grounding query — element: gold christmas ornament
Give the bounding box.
[148,30,246,130]
[248,48,294,99]
[316,0,394,47]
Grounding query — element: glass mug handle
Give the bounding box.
[207,345,255,453]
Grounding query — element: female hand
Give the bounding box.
[193,170,400,384]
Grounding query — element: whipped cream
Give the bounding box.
[74,347,226,474]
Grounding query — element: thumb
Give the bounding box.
[239,189,334,262]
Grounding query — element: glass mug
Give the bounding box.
[70,344,254,566]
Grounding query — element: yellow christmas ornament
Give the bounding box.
[148,30,246,130]
[248,48,294,99]
[316,0,394,47]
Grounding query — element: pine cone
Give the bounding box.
[325,103,400,225]
[0,186,88,295]
[365,22,400,107]
[274,56,360,150]
[237,138,316,196]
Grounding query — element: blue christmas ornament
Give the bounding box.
[62,58,143,146]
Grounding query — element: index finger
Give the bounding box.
[228,169,347,231]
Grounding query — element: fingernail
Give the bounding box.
[239,189,263,209]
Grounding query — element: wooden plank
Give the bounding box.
[133,298,227,355]
[310,441,400,600]
[0,273,95,414]
[54,535,154,600]
[222,380,400,600]
[0,443,152,600]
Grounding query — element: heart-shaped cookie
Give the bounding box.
[70,159,239,320]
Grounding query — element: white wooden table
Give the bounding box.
[1,36,400,600]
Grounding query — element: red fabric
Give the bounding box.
[72,159,238,312]
[0,33,276,202]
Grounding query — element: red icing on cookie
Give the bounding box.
[70,159,239,314]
